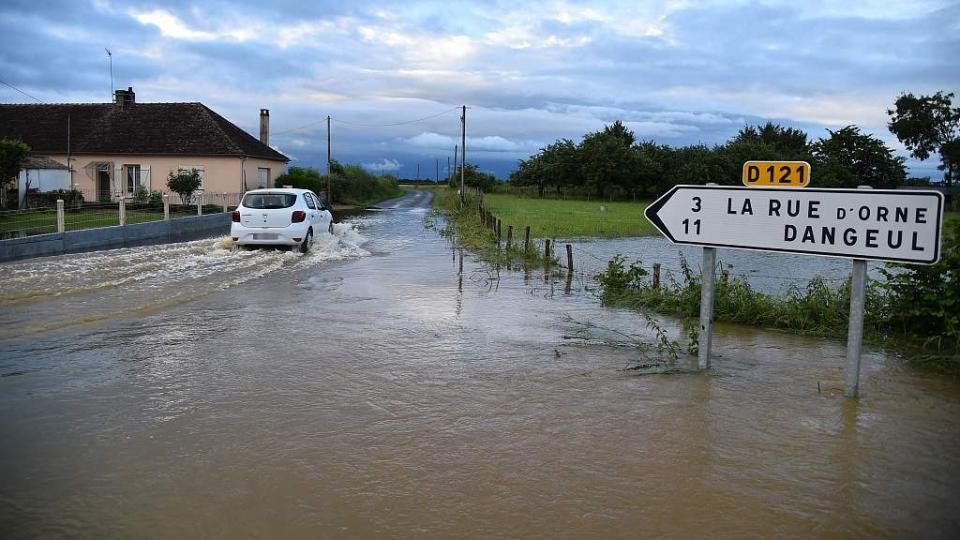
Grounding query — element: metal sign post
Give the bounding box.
[698,247,716,370]
[845,258,868,397]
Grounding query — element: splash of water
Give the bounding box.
[0,221,371,338]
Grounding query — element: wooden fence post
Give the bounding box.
[652,263,661,289]
[566,244,573,271]
[506,225,513,249]
[524,226,530,253]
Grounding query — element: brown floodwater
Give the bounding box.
[1,193,958,538]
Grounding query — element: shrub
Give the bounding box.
[880,220,960,350]
[167,169,202,204]
[133,185,149,204]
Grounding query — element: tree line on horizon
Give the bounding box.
[508,91,960,201]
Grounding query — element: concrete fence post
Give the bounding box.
[56,199,65,233]
[222,192,228,213]
[197,193,202,216]
[163,194,170,220]
[119,199,126,226]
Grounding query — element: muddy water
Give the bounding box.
[1,195,958,538]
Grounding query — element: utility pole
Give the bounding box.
[326,115,332,205]
[460,105,466,206]
[447,156,450,185]
[453,145,458,187]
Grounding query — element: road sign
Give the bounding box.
[645,185,944,264]
[743,161,811,187]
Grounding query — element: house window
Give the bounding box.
[257,167,270,188]
[178,166,205,191]
[124,164,141,194]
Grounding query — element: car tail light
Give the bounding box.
[231,210,241,222]
[291,210,306,223]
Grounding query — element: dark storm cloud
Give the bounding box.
[1,0,954,179]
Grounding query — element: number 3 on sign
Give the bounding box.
[742,161,811,188]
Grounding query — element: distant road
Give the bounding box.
[373,190,434,210]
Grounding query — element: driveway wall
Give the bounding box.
[0,213,230,263]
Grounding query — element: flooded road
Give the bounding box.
[1,192,958,538]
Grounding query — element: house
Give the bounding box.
[0,88,288,203]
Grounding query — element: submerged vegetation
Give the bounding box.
[594,220,960,372]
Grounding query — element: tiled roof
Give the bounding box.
[0,102,288,162]
[23,155,68,170]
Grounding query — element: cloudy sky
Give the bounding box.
[1,0,958,179]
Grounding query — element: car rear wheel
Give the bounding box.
[300,229,313,254]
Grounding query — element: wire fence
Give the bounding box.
[0,193,243,239]
[472,200,881,297]
[0,207,59,239]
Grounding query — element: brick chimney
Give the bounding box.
[114,87,135,107]
[259,109,269,146]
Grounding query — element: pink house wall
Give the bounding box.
[47,154,285,200]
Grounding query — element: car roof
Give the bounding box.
[242,188,313,195]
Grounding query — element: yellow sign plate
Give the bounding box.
[742,161,811,187]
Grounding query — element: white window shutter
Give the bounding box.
[113,165,122,195]
[142,165,151,191]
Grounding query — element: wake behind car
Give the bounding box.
[231,188,333,253]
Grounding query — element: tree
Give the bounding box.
[732,122,810,157]
[275,166,325,195]
[0,138,30,209]
[167,168,202,204]
[811,126,906,188]
[887,91,960,187]
[579,122,637,198]
[458,163,497,192]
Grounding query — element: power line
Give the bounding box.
[0,79,43,103]
[332,106,461,128]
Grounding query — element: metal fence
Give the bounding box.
[0,193,243,239]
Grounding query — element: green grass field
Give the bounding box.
[479,193,656,238]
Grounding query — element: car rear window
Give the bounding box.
[242,193,298,209]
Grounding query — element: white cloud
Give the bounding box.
[361,158,402,172]
[130,9,218,41]
[405,132,540,153]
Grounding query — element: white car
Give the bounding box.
[231,188,333,252]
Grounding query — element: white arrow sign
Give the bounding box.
[645,185,944,264]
